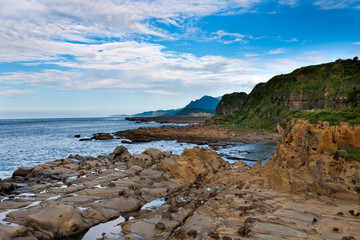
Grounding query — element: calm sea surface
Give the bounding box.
[0,117,276,179]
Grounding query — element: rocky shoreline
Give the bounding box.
[124,116,212,124]
[114,122,280,145]
[0,119,359,239]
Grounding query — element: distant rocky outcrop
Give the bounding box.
[260,118,360,203]
[217,58,360,130]
[128,95,220,118]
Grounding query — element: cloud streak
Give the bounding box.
[0,89,36,97]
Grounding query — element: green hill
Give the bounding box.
[216,58,360,131]
[216,92,248,116]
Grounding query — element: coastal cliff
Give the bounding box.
[216,58,360,131]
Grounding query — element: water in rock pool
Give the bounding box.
[0,117,276,180]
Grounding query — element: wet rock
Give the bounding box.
[107,182,116,188]
[74,134,81,138]
[312,217,317,223]
[155,222,165,230]
[26,203,87,238]
[92,133,114,140]
[332,227,339,232]
[79,138,91,141]
[349,210,355,215]
[121,140,132,144]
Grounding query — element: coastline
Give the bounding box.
[124,116,212,124]
[0,119,359,239]
[115,121,280,145]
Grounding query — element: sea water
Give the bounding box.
[0,117,276,179]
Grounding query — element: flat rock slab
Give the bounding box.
[92,197,140,212]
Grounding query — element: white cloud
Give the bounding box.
[353,42,360,45]
[0,90,36,97]
[278,0,299,6]
[284,38,298,42]
[0,0,340,100]
[144,90,179,95]
[211,30,248,44]
[313,0,360,9]
[267,48,286,55]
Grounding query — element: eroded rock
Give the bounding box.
[26,203,87,238]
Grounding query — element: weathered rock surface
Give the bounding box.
[261,118,360,203]
[0,146,224,239]
[26,203,87,238]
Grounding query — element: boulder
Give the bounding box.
[12,167,35,178]
[112,146,131,161]
[0,224,27,239]
[129,154,153,168]
[165,147,224,185]
[144,148,164,161]
[1,183,16,193]
[26,203,87,238]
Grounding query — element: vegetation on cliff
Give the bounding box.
[216,92,247,116]
[216,58,360,131]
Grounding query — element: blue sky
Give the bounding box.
[0,0,359,118]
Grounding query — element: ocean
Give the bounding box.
[0,117,276,179]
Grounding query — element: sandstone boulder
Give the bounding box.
[112,146,131,161]
[129,154,153,168]
[163,147,224,185]
[144,148,164,161]
[0,224,27,239]
[26,203,87,238]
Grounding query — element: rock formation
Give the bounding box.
[0,146,224,239]
[261,118,360,203]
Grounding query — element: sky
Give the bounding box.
[0,0,359,118]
